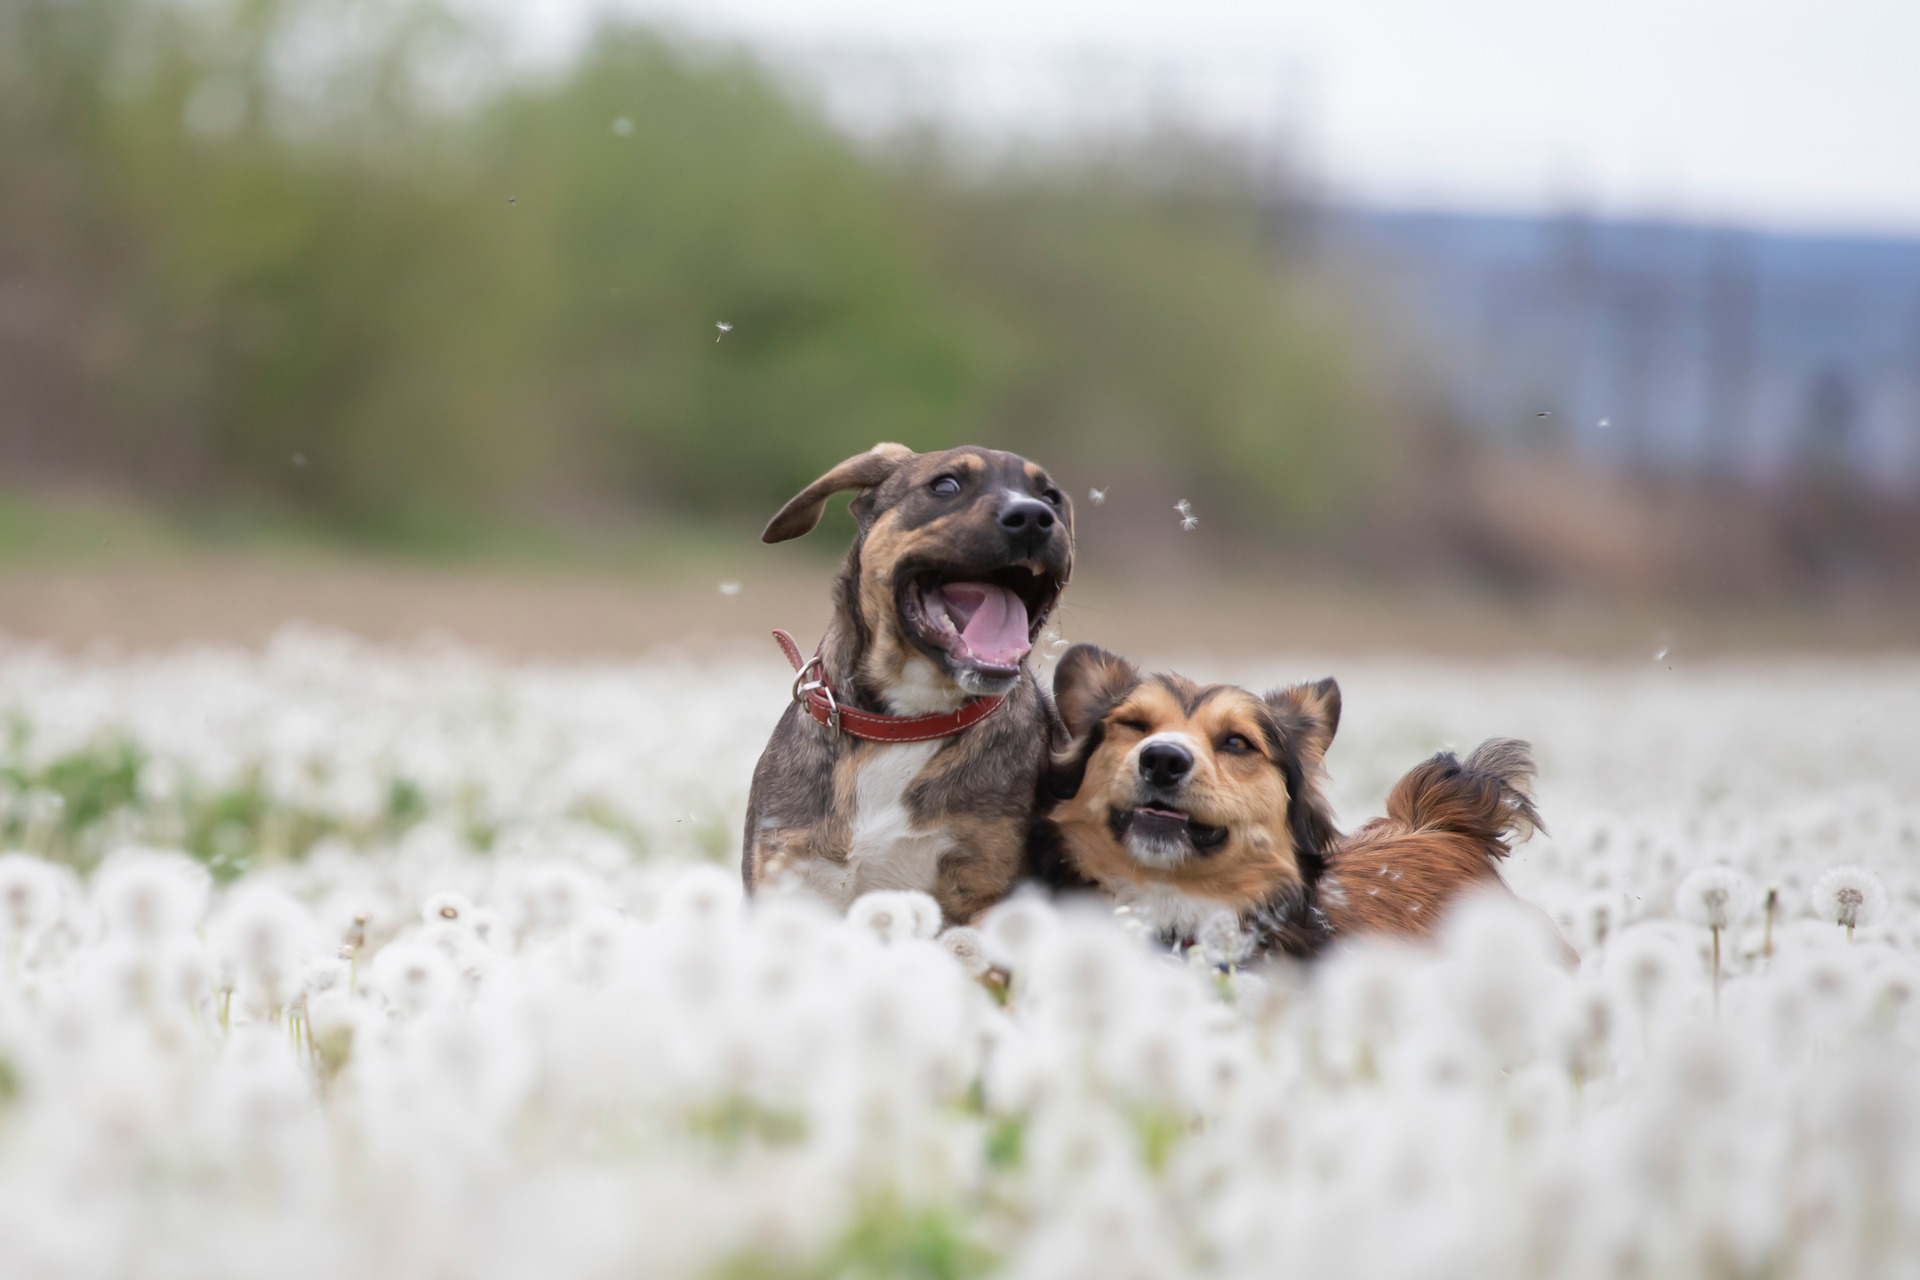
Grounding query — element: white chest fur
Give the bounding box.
[794,740,952,910]
[1113,880,1236,940]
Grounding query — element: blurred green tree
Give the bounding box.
[0,0,1401,543]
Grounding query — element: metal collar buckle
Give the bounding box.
[791,654,840,732]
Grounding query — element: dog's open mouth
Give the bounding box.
[1111,804,1230,855]
[901,565,1058,677]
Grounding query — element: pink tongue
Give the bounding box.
[938,583,1031,665]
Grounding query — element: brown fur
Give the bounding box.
[1318,740,1544,943]
[1036,646,1551,959]
[744,444,1074,923]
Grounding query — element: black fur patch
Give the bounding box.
[1240,880,1334,960]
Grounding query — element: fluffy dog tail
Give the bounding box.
[1384,738,1544,857]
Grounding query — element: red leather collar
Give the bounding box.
[772,629,1007,743]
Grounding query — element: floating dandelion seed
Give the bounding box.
[715,321,733,341]
[1536,411,1552,418]
[1598,417,1611,429]
[718,582,741,597]
[1175,500,1199,532]
[1089,488,1106,505]
[507,197,515,205]
[611,116,633,136]
[1181,516,1199,531]
[1174,499,1192,516]
[291,453,307,468]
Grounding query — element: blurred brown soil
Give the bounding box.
[2,552,1915,661]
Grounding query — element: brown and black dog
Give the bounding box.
[743,444,1074,923]
[1032,645,1550,959]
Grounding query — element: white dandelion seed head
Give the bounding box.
[467,906,505,951]
[292,957,350,1017]
[1551,980,1618,1079]
[978,892,1059,971]
[657,862,739,923]
[212,888,318,1010]
[368,939,457,1017]
[1197,911,1253,967]
[1811,865,1888,930]
[1442,895,1565,1066]
[848,890,940,945]
[565,907,636,985]
[1675,865,1757,932]
[937,926,991,978]
[1655,1023,1747,1111]
[750,893,836,954]
[1029,915,1135,1023]
[93,848,209,944]
[0,853,64,941]
[420,891,475,929]
[508,863,603,937]
[1607,923,1691,1013]
[163,936,215,1009]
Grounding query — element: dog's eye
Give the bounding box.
[1042,487,1064,507]
[1114,717,1151,734]
[1219,734,1257,755]
[929,475,961,497]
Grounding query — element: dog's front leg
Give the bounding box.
[931,814,1028,924]
[745,821,857,908]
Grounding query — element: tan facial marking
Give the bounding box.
[1057,677,1303,911]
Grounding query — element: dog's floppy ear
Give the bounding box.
[762,443,915,544]
[1053,644,1140,739]
[1264,677,1339,769]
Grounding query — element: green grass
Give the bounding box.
[716,1197,994,1280]
[0,733,432,880]
[0,487,788,579]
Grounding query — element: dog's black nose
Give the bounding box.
[999,497,1056,540]
[1138,742,1193,789]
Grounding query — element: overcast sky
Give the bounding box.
[514,0,1920,235]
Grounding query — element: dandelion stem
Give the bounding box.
[1711,926,1722,1018]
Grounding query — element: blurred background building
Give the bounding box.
[1344,211,1920,490]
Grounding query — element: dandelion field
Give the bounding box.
[2,627,1919,1279]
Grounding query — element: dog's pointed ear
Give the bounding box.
[762,443,915,544]
[1265,677,1340,768]
[1053,644,1140,739]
